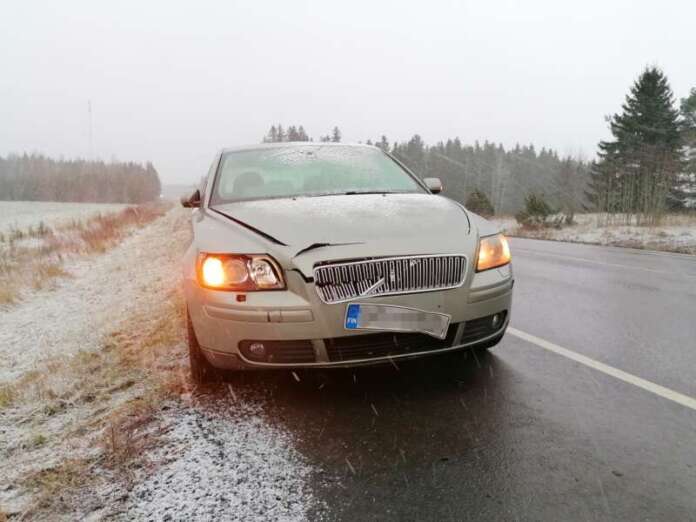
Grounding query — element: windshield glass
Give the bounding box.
[210,145,425,204]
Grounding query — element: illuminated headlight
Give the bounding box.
[476,234,511,272]
[198,254,285,291]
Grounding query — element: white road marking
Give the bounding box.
[508,327,696,412]
[513,247,696,278]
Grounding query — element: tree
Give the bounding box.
[0,154,161,203]
[515,193,555,227]
[679,88,696,208]
[377,135,389,151]
[276,124,286,143]
[393,135,427,176]
[465,190,495,217]
[263,124,312,143]
[588,67,684,221]
[681,90,696,168]
[297,126,310,141]
[331,126,342,143]
[263,125,278,143]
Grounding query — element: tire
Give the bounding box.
[187,309,221,384]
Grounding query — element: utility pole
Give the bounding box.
[88,100,93,160]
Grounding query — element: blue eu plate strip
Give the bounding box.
[345,303,361,329]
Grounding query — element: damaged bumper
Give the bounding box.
[185,261,513,370]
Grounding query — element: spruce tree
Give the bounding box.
[465,190,495,217]
[680,88,696,207]
[588,67,684,219]
[263,125,278,143]
[276,124,286,143]
[287,126,298,141]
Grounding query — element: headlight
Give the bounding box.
[476,234,511,272]
[198,253,285,291]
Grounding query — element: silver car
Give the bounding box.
[182,143,513,382]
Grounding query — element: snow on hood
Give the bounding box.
[213,193,471,247]
[206,193,484,276]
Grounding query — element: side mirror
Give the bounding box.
[181,189,201,208]
[424,177,443,194]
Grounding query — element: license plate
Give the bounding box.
[344,303,451,339]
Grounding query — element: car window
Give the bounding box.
[211,145,425,204]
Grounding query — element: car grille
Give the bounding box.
[313,254,467,304]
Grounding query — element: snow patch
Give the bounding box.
[0,201,128,234]
[122,400,318,521]
[491,214,696,254]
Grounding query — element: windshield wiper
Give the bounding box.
[342,190,396,195]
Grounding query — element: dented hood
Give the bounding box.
[210,193,482,277]
[213,193,470,244]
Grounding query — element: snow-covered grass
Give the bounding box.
[0,203,168,306]
[0,207,321,520]
[0,208,191,517]
[0,201,128,236]
[492,213,696,254]
[123,399,317,521]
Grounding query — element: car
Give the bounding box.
[181,142,513,382]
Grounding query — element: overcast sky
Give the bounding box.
[1,0,693,184]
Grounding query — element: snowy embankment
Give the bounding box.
[491,213,696,255]
[0,206,176,383]
[0,207,319,520]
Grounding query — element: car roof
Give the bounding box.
[220,142,380,154]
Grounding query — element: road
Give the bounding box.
[225,238,696,521]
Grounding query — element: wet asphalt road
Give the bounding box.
[228,239,696,521]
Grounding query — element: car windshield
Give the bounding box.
[210,145,425,204]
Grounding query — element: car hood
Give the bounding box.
[211,193,481,277]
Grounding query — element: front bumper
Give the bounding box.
[185,263,513,369]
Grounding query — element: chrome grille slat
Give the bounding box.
[314,254,467,304]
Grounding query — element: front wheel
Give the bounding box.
[187,309,221,384]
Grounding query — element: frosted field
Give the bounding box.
[0,201,129,234]
[492,213,696,254]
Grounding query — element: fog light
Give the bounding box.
[249,342,266,357]
[491,314,501,328]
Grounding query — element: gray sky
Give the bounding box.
[1,0,693,184]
